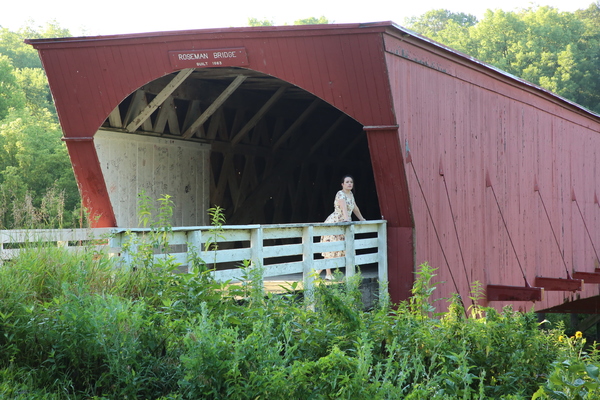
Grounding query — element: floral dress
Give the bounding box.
[321,190,355,258]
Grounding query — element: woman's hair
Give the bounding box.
[340,174,354,184]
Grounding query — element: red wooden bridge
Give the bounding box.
[26,22,600,313]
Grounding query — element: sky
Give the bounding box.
[1,0,598,37]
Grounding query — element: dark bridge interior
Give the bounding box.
[101,67,380,225]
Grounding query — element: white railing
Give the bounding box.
[0,220,388,297]
[0,228,114,260]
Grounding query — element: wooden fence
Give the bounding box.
[0,220,388,297]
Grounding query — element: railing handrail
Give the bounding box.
[108,219,386,233]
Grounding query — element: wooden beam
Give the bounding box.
[290,165,308,221]
[182,100,205,138]
[206,108,226,140]
[123,90,151,129]
[230,108,246,142]
[309,164,327,217]
[535,276,583,292]
[338,130,365,160]
[308,114,346,156]
[228,140,324,224]
[573,271,600,284]
[487,284,544,302]
[231,86,287,146]
[108,106,122,128]
[541,296,600,314]
[212,153,234,207]
[182,75,247,139]
[235,156,257,210]
[272,98,320,151]
[153,96,180,135]
[126,68,194,133]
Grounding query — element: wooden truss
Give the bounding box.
[102,67,380,225]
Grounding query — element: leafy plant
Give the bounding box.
[533,333,600,399]
[204,205,226,270]
[0,231,589,400]
[408,261,440,319]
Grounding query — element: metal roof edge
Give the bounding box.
[24,21,392,47]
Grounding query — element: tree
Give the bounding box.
[405,6,600,113]
[0,22,71,69]
[0,22,79,228]
[0,55,26,120]
[0,108,79,228]
[403,9,477,38]
[247,18,274,27]
[14,67,54,115]
[294,16,330,25]
[248,16,331,27]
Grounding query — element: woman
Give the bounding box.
[319,175,366,280]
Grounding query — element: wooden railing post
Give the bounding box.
[302,224,315,307]
[250,226,264,291]
[111,231,135,270]
[377,222,389,307]
[187,229,203,274]
[344,223,356,279]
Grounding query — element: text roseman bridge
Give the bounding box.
[26,22,600,313]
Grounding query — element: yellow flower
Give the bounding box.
[576,331,583,339]
[558,335,564,342]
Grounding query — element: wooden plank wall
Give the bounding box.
[94,130,209,227]
[383,32,600,311]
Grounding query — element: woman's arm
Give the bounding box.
[337,197,350,221]
[353,204,366,221]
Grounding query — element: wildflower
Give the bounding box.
[575,331,583,339]
[558,335,564,342]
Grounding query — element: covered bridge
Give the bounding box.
[27,22,600,312]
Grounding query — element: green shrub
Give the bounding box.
[0,233,593,400]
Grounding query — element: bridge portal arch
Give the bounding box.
[27,23,415,303]
[96,67,381,228]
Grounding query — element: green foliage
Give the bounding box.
[404,9,477,37]
[247,15,331,27]
[0,23,71,69]
[0,107,79,228]
[203,205,226,269]
[409,261,439,319]
[14,67,54,115]
[205,205,226,251]
[533,333,600,399]
[404,5,600,113]
[0,23,80,229]
[0,54,26,120]
[247,18,274,26]
[120,190,178,277]
[0,231,590,400]
[294,16,330,25]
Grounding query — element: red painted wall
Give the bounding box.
[383,31,600,310]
